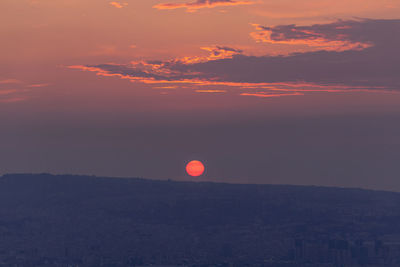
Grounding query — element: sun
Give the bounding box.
[186,160,205,177]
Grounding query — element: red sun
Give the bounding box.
[186,160,205,177]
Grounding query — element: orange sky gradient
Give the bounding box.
[1,0,400,189]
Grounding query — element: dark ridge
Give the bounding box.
[1,173,400,266]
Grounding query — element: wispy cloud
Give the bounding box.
[0,97,27,103]
[27,83,50,88]
[153,0,255,12]
[69,45,243,82]
[250,20,373,52]
[0,88,29,103]
[0,89,17,95]
[240,92,304,98]
[182,46,243,64]
[70,19,400,97]
[0,79,23,84]
[195,89,227,93]
[109,1,128,9]
[0,79,46,103]
[90,45,118,56]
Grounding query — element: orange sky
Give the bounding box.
[2,0,399,62]
[1,0,400,112]
[1,0,400,188]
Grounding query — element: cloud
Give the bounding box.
[250,20,373,52]
[240,92,304,98]
[153,0,255,12]
[70,19,400,95]
[0,79,44,103]
[196,89,227,93]
[90,45,118,56]
[182,46,243,63]
[0,89,17,96]
[109,2,128,8]
[27,83,50,88]
[0,97,27,103]
[0,89,29,103]
[201,46,243,58]
[0,79,23,84]
[69,45,243,82]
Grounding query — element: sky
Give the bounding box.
[1,0,400,191]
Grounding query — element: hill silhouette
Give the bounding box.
[1,173,400,266]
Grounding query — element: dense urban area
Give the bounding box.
[1,174,400,266]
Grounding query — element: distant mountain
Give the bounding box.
[1,173,400,266]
